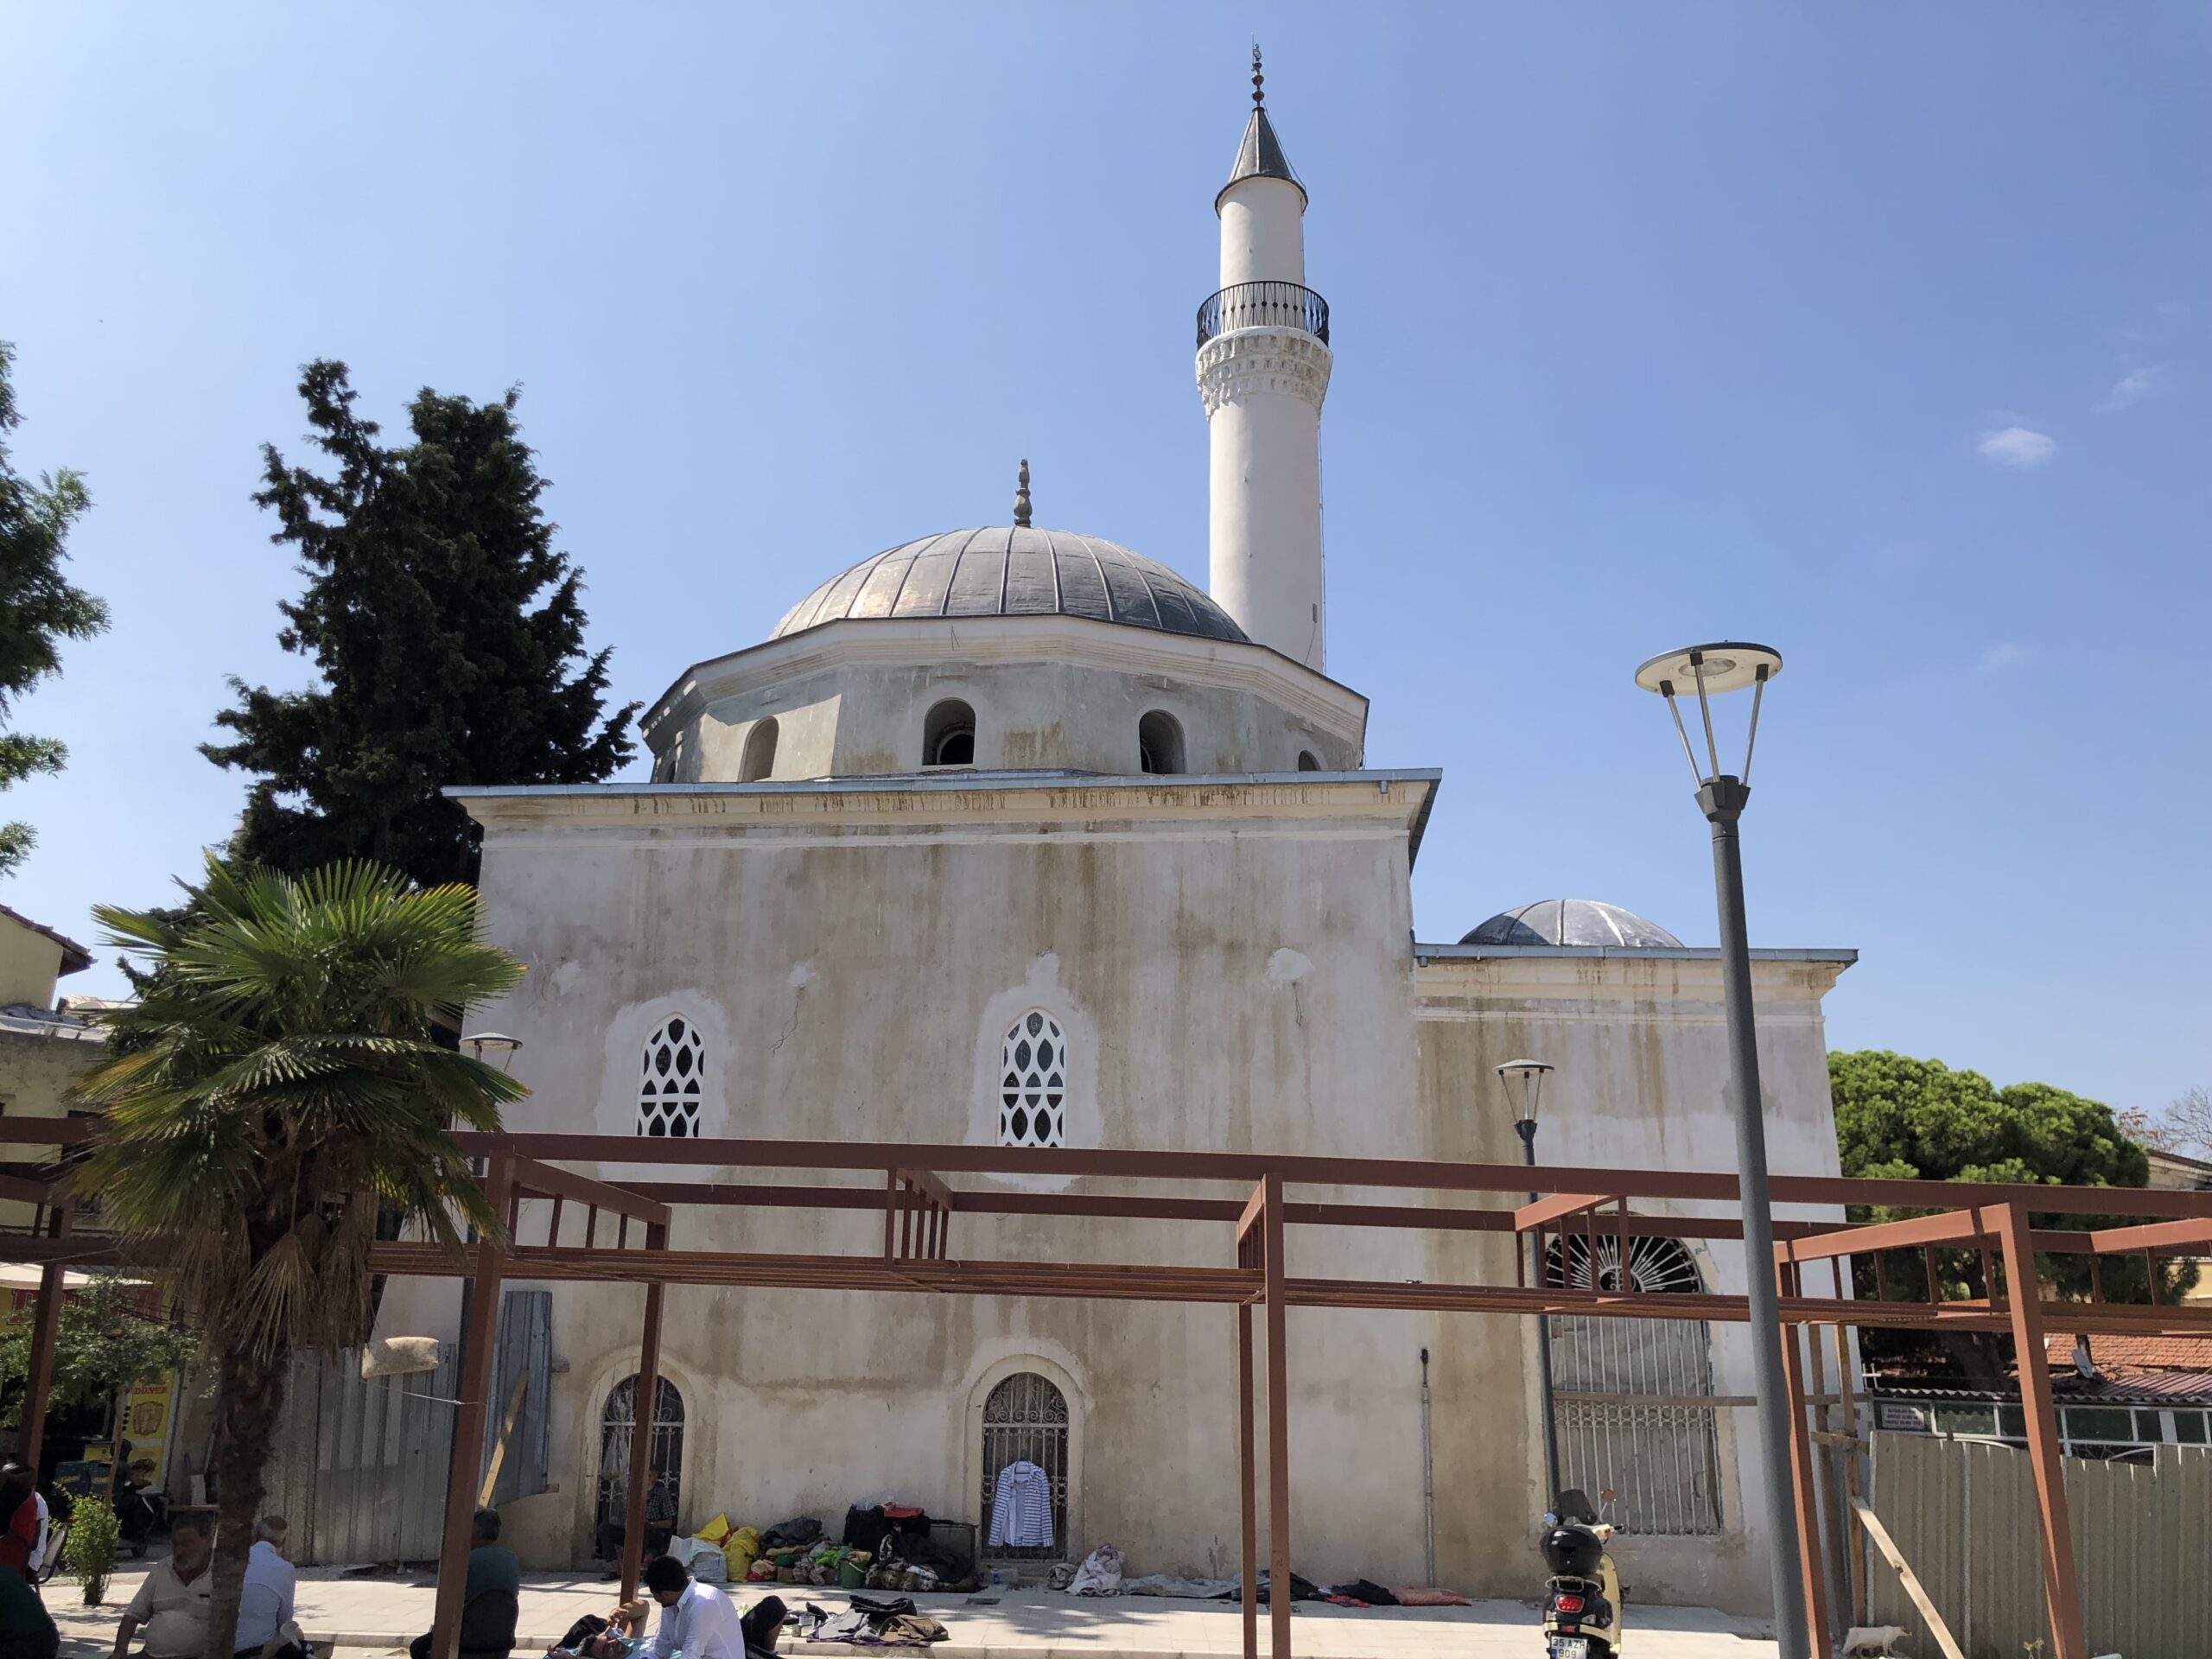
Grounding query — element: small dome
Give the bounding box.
[1460,899,1682,949]
[772,527,1248,645]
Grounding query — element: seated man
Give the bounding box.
[234,1516,300,1659]
[0,1552,58,1659]
[410,1510,519,1659]
[594,1469,676,1578]
[633,1557,782,1659]
[111,1511,213,1659]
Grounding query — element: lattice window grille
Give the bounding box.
[639,1016,705,1138]
[999,1010,1067,1147]
[980,1371,1070,1561]
[1544,1235,1725,1536]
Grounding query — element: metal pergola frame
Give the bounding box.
[5,1122,2210,1659]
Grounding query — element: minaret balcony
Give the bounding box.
[1195,281,1330,349]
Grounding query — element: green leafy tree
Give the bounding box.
[0,341,111,877]
[0,1271,198,1481]
[69,855,525,1659]
[1830,1049,2187,1376]
[205,361,637,888]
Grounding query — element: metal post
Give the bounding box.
[1260,1173,1292,1659]
[1775,1270,1831,1654]
[16,1201,71,1465]
[1236,1301,1257,1659]
[1418,1347,1434,1590]
[621,1224,669,1604]
[1697,774,1810,1659]
[1995,1203,2086,1659]
[1516,1119,1563,1506]
[432,1155,512,1659]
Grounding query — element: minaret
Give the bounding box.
[1197,48,1331,671]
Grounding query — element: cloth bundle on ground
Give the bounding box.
[841,1505,931,1560]
[763,1517,823,1549]
[800,1595,947,1646]
[1392,1586,1471,1606]
[1063,1544,1123,1597]
[667,1533,728,1583]
[1324,1579,1401,1608]
[1121,1575,1238,1599]
[1232,1570,1325,1605]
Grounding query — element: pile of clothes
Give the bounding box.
[798,1595,948,1647]
[667,1506,977,1596]
[1054,1547,1471,1608]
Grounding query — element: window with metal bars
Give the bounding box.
[998,1011,1066,1147]
[594,1375,685,1535]
[979,1371,1069,1560]
[1544,1234,1725,1535]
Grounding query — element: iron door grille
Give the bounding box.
[1547,1235,1726,1536]
[979,1372,1068,1560]
[595,1376,686,1532]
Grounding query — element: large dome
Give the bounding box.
[772,527,1248,645]
[1460,899,1682,949]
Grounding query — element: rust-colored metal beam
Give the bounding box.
[620,1221,669,1603]
[15,1201,72,1464]
[1236,1300,1257,1659]
[1995,1203,2085,1659]
[510,1157,671,1228]
[1776,1264,1831,1653]
[1513,1192,1611,1233]
[431,1154,512,1659]
[2086,1214,2212,1255]
[1257,1173,1291,1659]
[1776,1207,2001,1264]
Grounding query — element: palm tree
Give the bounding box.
[70,857,526,1659]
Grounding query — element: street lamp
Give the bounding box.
[1633,640,1808,1658]
[1496,1058,1563,1509]
[465,1033,524,1073]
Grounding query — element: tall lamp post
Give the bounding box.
[1497,1058,1562,1508]
[1633,640,1808,1658]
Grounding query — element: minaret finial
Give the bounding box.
[1251,44,1264,107]
[1013,458,1032,528]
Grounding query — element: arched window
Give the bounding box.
[740,718,779,783]
[1137,710,1185,775]
[1544,1235,1723,1535]
[999,1010,1067,1147]
[924,699,976,767]
[595,1375,685,1535]
[1296,750,1320,772]
[980,1371,1068,1560]
[638,1016,704,1138]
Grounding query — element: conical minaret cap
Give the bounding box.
[1218,48,1306,213]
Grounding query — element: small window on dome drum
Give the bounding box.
[1138,710,1185,776]
[1297,750,1320,772]
[739,717,779,783]
[924,699,976,767]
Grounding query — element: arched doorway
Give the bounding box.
[1545,1235,1725,1535]
[595,1375,686,1534]
[978,1371,1068,1560]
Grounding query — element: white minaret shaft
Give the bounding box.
[1198,50,1331,671]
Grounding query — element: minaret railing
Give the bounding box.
[1196,280,1330,348]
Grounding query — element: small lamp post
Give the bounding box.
[1496,1058,1563,1507]
[1633,640,1809,1659]
[465,1033,524,1073]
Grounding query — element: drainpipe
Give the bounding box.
[1420,1347,1435,1587]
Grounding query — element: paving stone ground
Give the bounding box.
[46,1560,1780,1658]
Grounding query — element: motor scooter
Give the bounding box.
[1539,1487,1624,1658]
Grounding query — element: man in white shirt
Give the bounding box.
[234,1515,298,1659]
[640,1556,746,1659]
[25,1488,48,1575]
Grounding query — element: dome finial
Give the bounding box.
[1251,43,1264,108]
[1012,458,1032,528]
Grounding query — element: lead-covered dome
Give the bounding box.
[1461,899,1682,949]
[772,527,1248,645]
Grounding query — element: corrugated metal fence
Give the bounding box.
[261,1291,551,1566]
[1870,1429,2212,1659]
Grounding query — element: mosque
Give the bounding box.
[379,60,1854,1615]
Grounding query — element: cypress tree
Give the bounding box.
[206,361,638,887]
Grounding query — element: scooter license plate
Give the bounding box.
[1548,1640,1590,1659]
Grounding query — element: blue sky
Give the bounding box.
[2,4,2205,1116]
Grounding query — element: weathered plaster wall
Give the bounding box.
[1412,949,1849,1614]
[0,1027,106,1231]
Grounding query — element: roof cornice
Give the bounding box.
[640,613,1370,751]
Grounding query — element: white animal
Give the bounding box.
[1840,1630,1909,1658]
